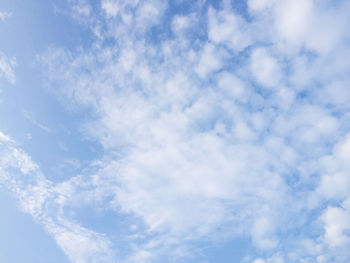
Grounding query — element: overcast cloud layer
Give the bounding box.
[1,0,350,262]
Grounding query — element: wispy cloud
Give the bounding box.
[0,51,16,84]
[0,131,115,263]
[0,11,12,22]
[23,110,51,133]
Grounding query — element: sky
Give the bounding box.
[1,0,350,262]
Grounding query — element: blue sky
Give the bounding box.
[1,0,350,262]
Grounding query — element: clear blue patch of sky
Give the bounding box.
[203,237,252,263]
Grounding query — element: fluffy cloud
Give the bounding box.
[321,206,350,247]
[250,47,282,88]
[208,6,251,52]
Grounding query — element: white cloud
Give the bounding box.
[319,81,350,105]
[321,206,350,247]
[72,3,91,17]
[316,134,350,200]
[334,134,350,170]
[135,0,166,29]
[0,11,12,22]
[99,0,167,33]
[217,71,246,100]
[208,7,251,52]
[249,0,350,55]
[0,131,11,142]
[195,43,225,77]
[23,110,51,133]
[0,51,16,84]
[317,172,350,200]
[275,0,313,45]
[250,47,281,88]
[249,0,276,12]
[252,216,278,250]
[0,131,115,263]
[101,0,119,18]
[47,219,114,263]
[171,13,197,37]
